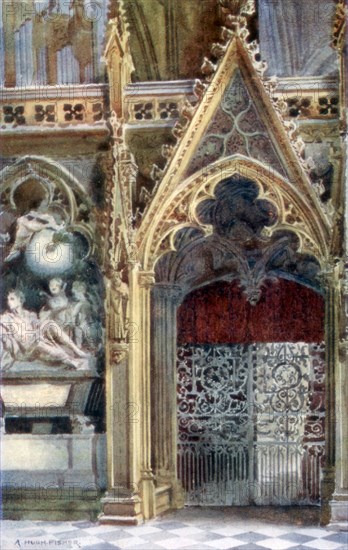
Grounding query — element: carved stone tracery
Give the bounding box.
[155,175,322,303]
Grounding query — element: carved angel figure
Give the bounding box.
[4,199,65,263]
[69,280,97,350]
[39,278,70,326]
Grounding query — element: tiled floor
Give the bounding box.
[1,508,347,550]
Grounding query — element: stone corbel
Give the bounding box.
[110,343,129,366]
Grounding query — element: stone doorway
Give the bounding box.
[176,279,325,506]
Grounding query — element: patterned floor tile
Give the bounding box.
[52,529,89,540]
[95,529,136,542]
[255,538,298,549]
[155,537,200,549]
[80,525,118,535]
[293,528,336,539]
[65,535,109,547]
[302,539,343,549]
[253,527,291,538]
[138,532,182,543]
[83,543,120,550]
[204,537,248,549]
[40,524,80,533]
[1,509,347,550]
[71,521,95,528]
[154,522,190,530]
[236,532,272,543]
[178,532,226,543]
[210,526,254,537]
[278,534,314,545]
[5,528,47,537]
[113,536,149,548]
[123,525,164,536]
[168,527,206,537]
[125,544,167,550]
[323,532,348,544]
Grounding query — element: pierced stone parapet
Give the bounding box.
[0,85,108,130]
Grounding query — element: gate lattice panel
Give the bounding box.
[177,343,325,505]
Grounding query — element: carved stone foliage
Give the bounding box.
[185,70,286,178]
[332,0,347,51]
[155,176,321,301]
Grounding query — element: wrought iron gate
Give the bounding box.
[177,343,325,505]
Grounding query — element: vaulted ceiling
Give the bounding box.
[121,0,337,82]
[123,0,221,81]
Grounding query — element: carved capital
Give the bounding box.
[138,271,155,289]
[153,284,183,305]
[318,259,343,291]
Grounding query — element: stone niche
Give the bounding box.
[0,159,106,510]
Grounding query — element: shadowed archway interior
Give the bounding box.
[152,174,325,506]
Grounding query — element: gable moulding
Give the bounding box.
[135,36,332,272]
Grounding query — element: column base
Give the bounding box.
[328,492,348,531]
[140,474,156,519]
[99,493,143,525]
[320,467,335,526]
[154,479,185,515]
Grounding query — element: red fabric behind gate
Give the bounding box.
[177,279,324,344]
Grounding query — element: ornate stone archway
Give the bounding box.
[100,8,346,527]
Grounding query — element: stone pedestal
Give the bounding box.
[1,433,106,488]
[1,361,106,518]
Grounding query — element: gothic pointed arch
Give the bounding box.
[136,36,331,271]
[143,156,328,273]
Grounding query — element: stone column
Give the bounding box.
[328,130,348,529]
[100,265,157,523]
[136,270,156,519]
[151,284,185,510]
[100,269,143,525]
[321,265,340,525]
[329,261,348,529]
[327,62,348,525]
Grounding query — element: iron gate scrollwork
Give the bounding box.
[177,343,325,505]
